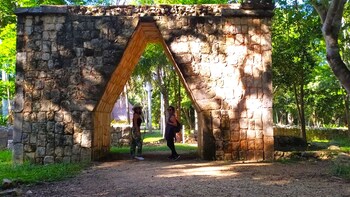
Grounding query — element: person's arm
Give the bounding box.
[168,115,178,126]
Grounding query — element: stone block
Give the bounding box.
[239,151,246,160]
[247,129,255,139]
[72,144,81,155]
[44,156,54,164]
[239,118,248,129]
[55,122,64,134]
[73,132,82,144]
[71,154,80,163]
[0,129,7,149]
[255,150,264,161]
[13,143,24,164]
[64,135,73,146]
[7,140,13,150]
[247,140,255,150]
[240,140,247,150]
[255,139,264,150]
[246,150,255,160]
[81,148,91,162]
[224,153,232,160]
[64,123,74,134]
[25,152,35,163]
[37,134,46,146]
[231,131,240,142]
[223,129,230,141]
[46,142,54,155]
[23,143,34,152]
[197,99,221,110]
[47,121,55,133]
[248,119,255,130]
[213,129,222,140]
[62,156,71,163]
[240,129,247,140]
[81,130,92,148]
[55,146,63,157]
[36,147,46,157]
[215,150,224,160]
[64,146,72,156]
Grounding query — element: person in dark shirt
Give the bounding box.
[165,106,180,160]
[130,103,144,161]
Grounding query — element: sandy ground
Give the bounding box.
[21,151,350,197]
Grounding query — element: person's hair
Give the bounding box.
[168,106,175,111]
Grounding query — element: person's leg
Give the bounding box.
[166,138,178,157]
[136,137,143,157]
[130,138,136,159]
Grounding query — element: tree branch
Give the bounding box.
[309,0,328,23]
[324,0,347,35]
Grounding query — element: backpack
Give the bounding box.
[173,119,182,133]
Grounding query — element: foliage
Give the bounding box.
[130,43,193,129]
[0,150,89,183]
[272,0,350,128]
[132,0,231,5]
[0,115,8,125]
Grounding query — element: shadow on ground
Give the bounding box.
[98,151,199,162]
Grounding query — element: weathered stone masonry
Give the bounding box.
[14,3,273,164]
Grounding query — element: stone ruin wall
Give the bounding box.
[14,4,273,164]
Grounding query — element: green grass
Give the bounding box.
[330,138,350,152]
[310,137,350,152]
[0,149,12,163]
[0,150,88,184]
[332,164,350,180]
[111,131,197,154]
[111,143,197,154]
[142,131,164,143]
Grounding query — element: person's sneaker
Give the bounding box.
[168,155,174,159]
[173,155,180,161]
[135,156,144,161]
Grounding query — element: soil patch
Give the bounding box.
[22,151,350,197]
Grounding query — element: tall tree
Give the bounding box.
[310,0,350,94]
[273,1,322,140]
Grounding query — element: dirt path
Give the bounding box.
[24,152,350,197]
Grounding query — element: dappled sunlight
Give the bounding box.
[158,162,273,178]
[157,164,239,178]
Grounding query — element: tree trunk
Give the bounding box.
[312,0,350,95]
[124,83,131,125]
[155,65,170,136]
[293,83,306,141]
[345,93,350,134]
[177,76,181,118]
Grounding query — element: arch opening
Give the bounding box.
[92,22,199,160]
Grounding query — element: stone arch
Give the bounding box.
[13,4,274,164]
[92,21,194,159]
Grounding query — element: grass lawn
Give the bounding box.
[0,131,197,184]
[111,131,198,154]
[0,149,88,184]
[310,137,350,152]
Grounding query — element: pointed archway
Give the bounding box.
[92,21,193,159]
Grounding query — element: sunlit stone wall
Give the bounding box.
[159,13,273,161]
[14,4,273,164]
